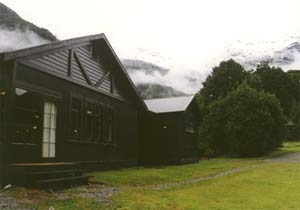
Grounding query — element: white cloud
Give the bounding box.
[1,0,300,92]
[0,26,50,52]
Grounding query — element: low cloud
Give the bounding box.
[0,26,50,53]
[126,64,207,94]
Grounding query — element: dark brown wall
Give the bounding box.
[140,101,199,165]
[140,111,182,164]
[179,102,199,161]
[6,62,140,166]
[0,59,15,186]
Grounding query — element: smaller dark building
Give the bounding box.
[140,95,199,165]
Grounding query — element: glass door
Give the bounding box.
[42,101,57,158]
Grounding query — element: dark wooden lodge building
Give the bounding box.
[0,34,146,187]
[140,95,199,165]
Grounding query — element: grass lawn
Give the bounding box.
[4,141,300,210]
[88,158,262,186]
[110,162,300,210]
[280,141,300,152]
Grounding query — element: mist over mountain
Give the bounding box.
[226,37,300,71]
[122,59,169,76]
[0,2,57,53]
[136,83,186,99]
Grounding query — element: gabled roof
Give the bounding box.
[1,33,146,109]
[144,95,195,113]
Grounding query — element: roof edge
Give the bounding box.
[144,94,195,102]
[101,34,147,110]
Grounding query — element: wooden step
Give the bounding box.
[37,175,91,184]
[10,162,76,166]
[36,175,92,188]
[7,162,89,188]
[26,169,84,175]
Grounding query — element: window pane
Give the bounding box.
[51,103,57,115]
[43,114,51,128]
[50,115,56,129]
[42,143,49,158]
[44,102,51,114]
[43,128,50,143]
[50,129,56,143]
[50,144,55,157]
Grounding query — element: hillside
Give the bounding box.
[0,2,57,52]
[136,83,186,99]
[122,59,169,76]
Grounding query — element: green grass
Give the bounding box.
[281,141,300,152]
[88,158,262,186]
[111,163,300,210]
[269,141,300,157]
[5,142,300,210]
[30,198,105,210]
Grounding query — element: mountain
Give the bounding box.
[0,2,57,52]
[272,42,300,66]
[136,83,186,99]
[122,59,169,76]
[226,38,300,70]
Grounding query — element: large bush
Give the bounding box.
[200,84,285,157]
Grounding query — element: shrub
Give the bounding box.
[200,84,285,157]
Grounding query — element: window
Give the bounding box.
[13,88,42,143]
[42,102,57,158]
[86,102,101,142]
[185,116,195,134]
[101,106,114,143]
[106,108,113,143]
[70,98,81,140]
[69,95,114,144]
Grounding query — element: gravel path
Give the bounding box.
[67,184,123,205]
[0,191,30,210]
[149,164,263,190]
[266,152,300,163]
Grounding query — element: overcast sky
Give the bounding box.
[2,0,300,92]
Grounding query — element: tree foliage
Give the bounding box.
[254,63,297,115]
[200,84,285,157]
[200,59,247,105]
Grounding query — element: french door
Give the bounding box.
[42,101,57,158]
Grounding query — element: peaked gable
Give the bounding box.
[3,34,145,108]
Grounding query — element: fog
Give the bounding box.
[0,26,50,53]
